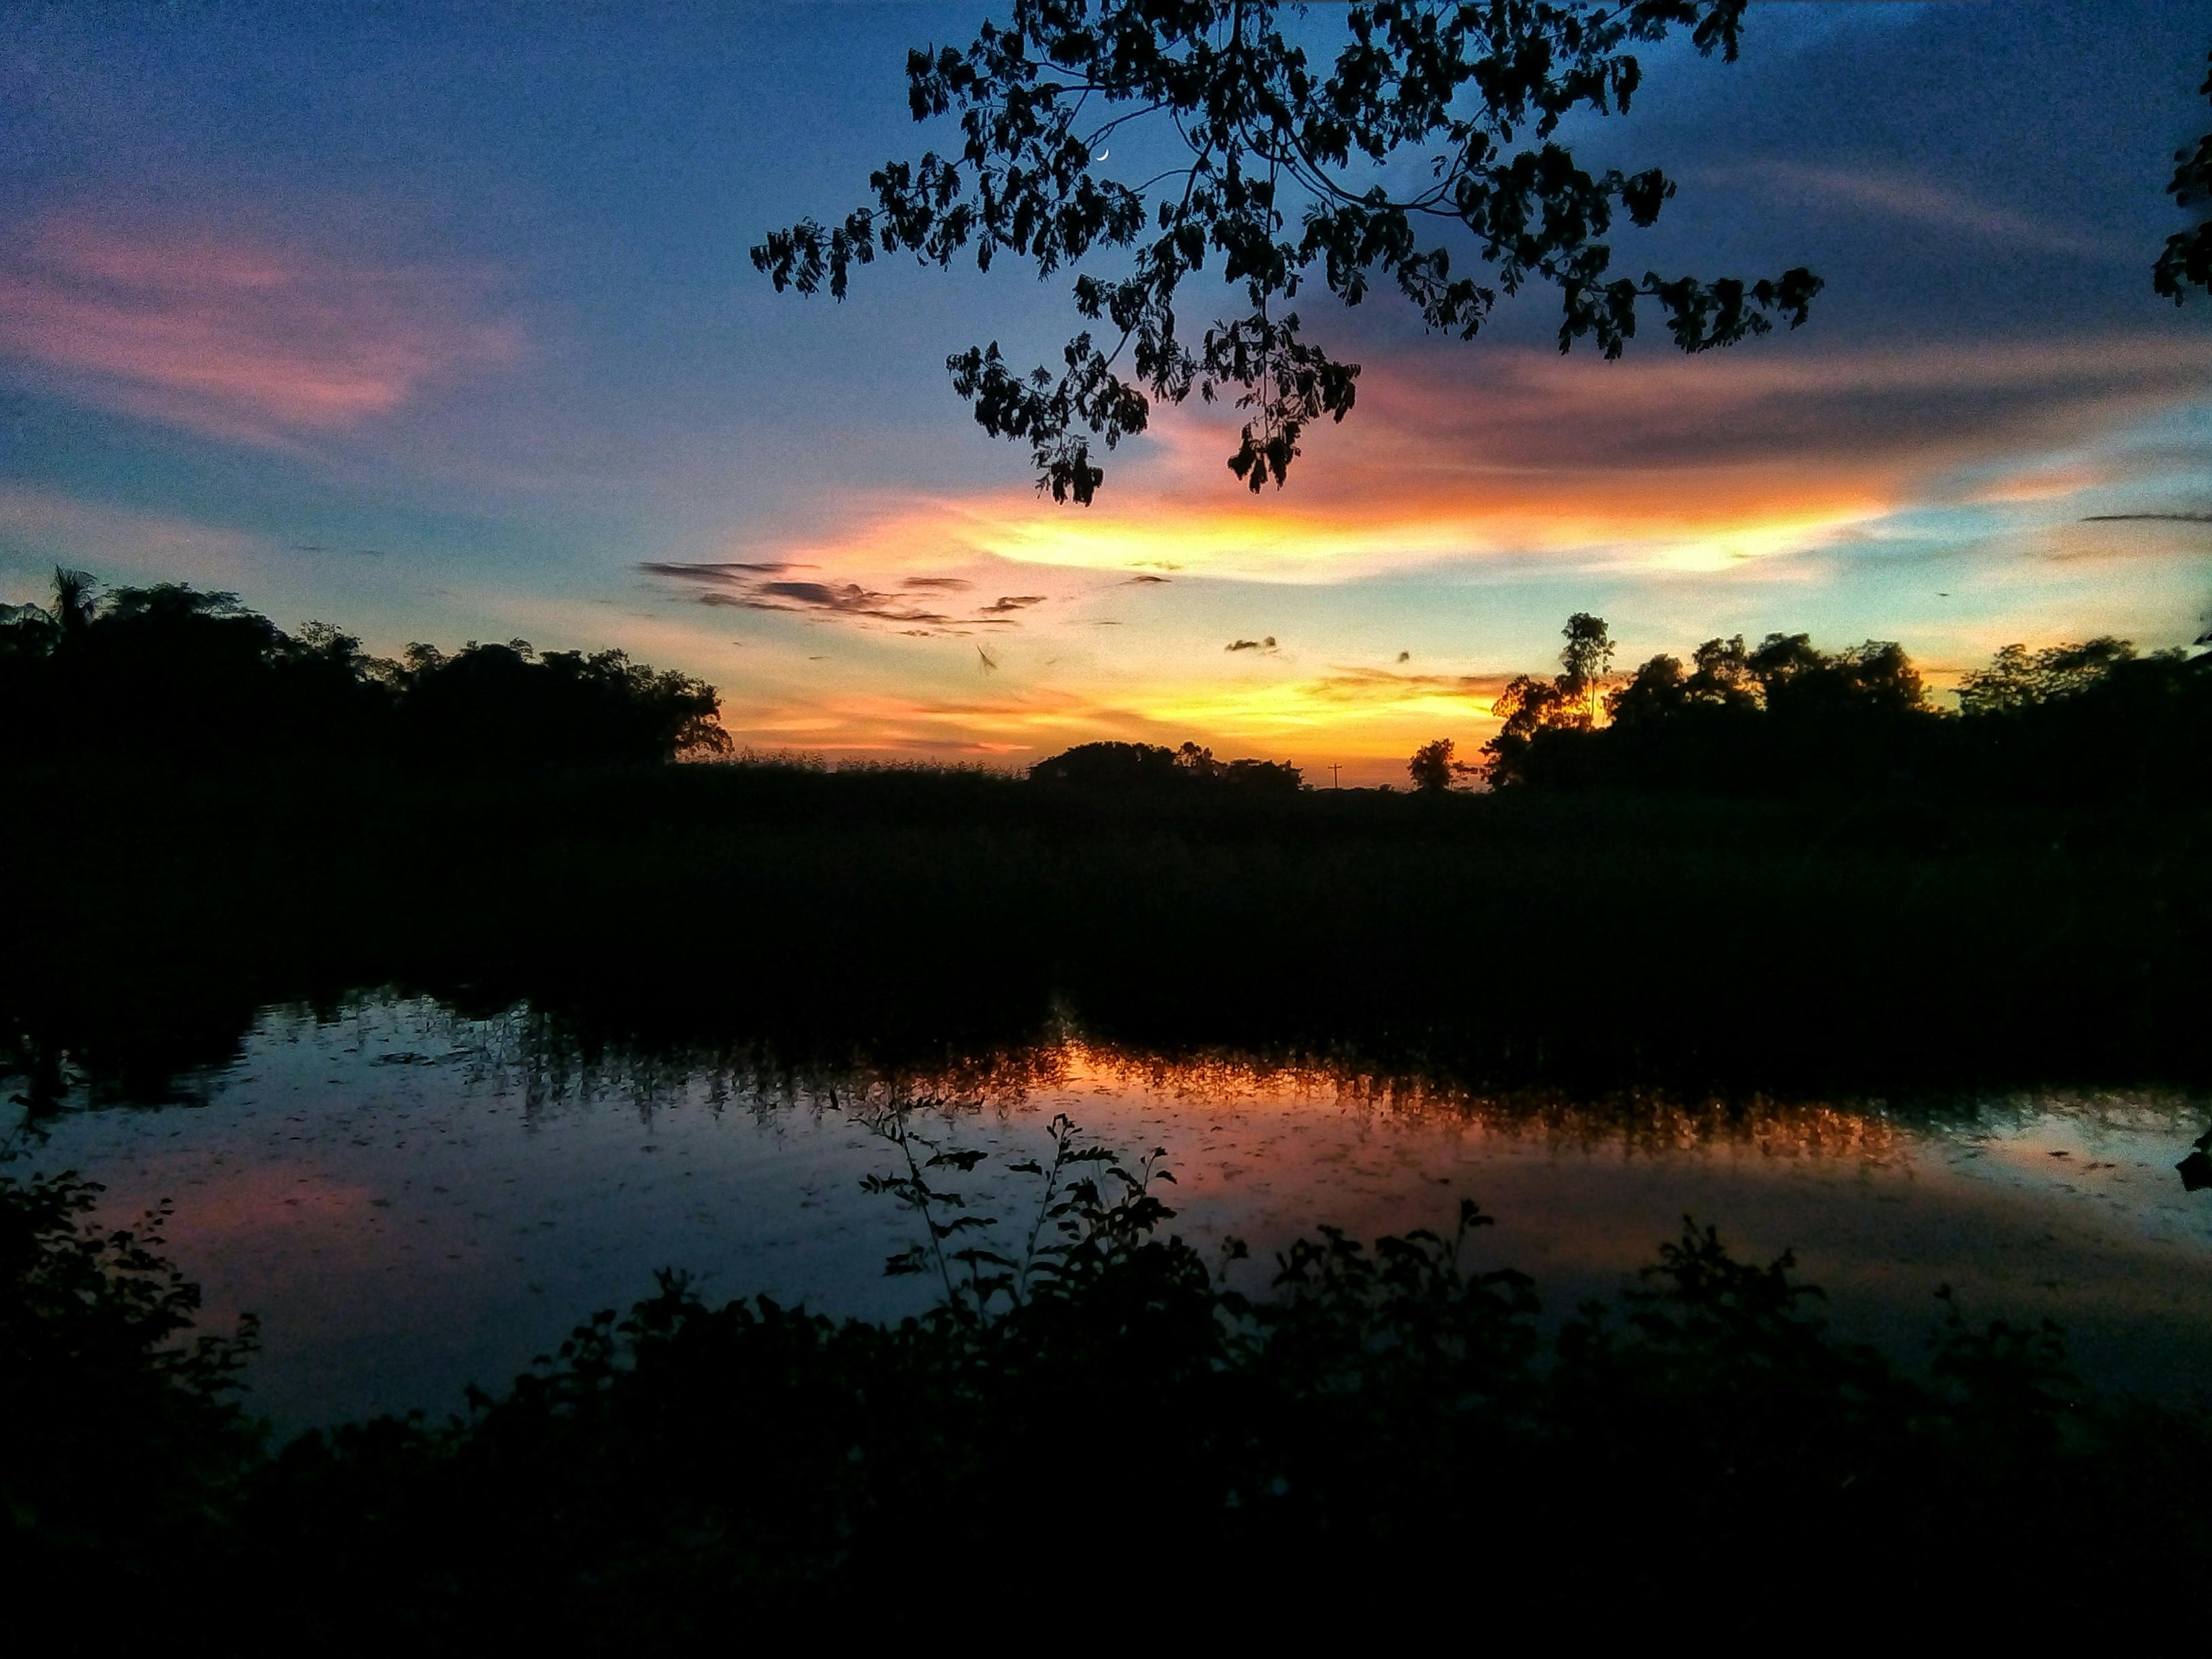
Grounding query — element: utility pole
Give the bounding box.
[1328,763,1342,789]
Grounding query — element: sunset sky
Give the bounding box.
[4,0,2209,779]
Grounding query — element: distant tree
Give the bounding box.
[2156,49,2212,302]
[1604,652,1687,729]
[1031,738,1298,792]
[398,640,731,765]
[1557,611,1616,722]
[1481,613,1616,785]
[1958,638,2137,716]
[1407,736,1458,794]
[1220,756,1303,794]
[1031,739,1189,790]
[755,1,1820,503]
[49,567,98,640]
[1742,630,1821,699]
[1175,740,1221,779]
[1604,633,1757,725]
[1479,614,1963,792]
[1685,634,1759,708]
[1956,634,2207,802]
[0,573,729,767]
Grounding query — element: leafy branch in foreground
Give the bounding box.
[3,1169,262,1598]
[851,1098,1177,1320]
[2156,47,2212,302]
[754,0,1820,503]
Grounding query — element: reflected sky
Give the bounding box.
[12,995,2207,1428]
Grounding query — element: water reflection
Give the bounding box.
[8,993,2208,1426]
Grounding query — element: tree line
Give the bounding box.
[1028,739,1302,795]
[1410,613,2211,801]
[0,569,730,766]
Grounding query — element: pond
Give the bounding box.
[11,992,2209,1427]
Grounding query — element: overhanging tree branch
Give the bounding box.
[753,0,1820,504]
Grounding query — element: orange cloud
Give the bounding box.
[712,659,1509,781]
[722,334,2212,586]
[0,207,521,445]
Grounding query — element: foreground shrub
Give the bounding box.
[7,1117,2205,1639]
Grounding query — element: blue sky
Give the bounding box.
[3,0,2209,777]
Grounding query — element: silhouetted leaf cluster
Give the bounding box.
[1,1169,260,1603]
[0,569,730,767]
[755,0,1818,501]
[2156,47,2212,302]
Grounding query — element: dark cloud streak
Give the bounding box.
[638,560,1027,634]
[637,559,799,582]
[2080,512,2212,524]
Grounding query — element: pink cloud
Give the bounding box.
[0,207,522,445]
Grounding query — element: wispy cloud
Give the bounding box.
[638,560,801,581]
[0,206,521,446]
[2080,511,2212,524]
[638,559,1038,634]
[1300,667,1513,705]
[1733,162,2111,259]
[0,488,268,588]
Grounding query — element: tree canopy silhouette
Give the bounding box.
[0,569,730,767]
[1481,610,1614,785]
[1030,738,1300,793]
[1446,613,2208,799]
[754,0,1820,503]
[1406,735,1458,794]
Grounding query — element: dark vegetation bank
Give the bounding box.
[7,1115,2207,1641]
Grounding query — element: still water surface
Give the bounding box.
[15,995,2209,1426]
